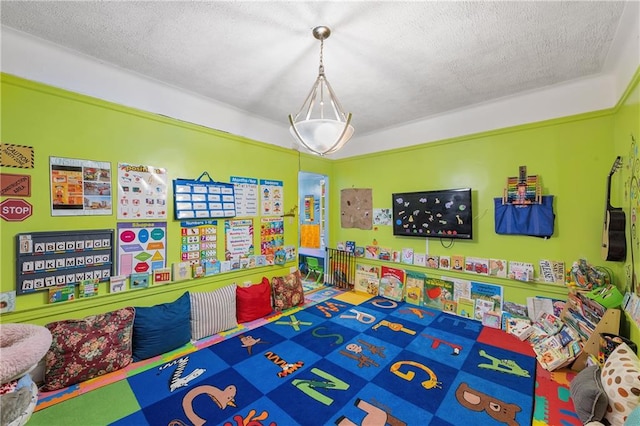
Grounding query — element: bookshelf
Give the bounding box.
[560,304,621,372]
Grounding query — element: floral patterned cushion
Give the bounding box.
[271,270,304,311]
[42,307,135,391]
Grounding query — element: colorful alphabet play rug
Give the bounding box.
[95,292,536,425]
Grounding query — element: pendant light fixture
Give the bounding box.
[289,26,354,156]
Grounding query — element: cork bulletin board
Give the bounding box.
[340,188,372,230]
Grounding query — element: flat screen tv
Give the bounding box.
[392,188,473,239]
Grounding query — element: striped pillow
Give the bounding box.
[190,284,238,340]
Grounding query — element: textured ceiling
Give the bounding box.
[0,1,630,138]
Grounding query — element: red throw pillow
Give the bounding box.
[236,277,273,323]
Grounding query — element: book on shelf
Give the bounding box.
[534,312,564,335]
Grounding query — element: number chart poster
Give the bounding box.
[231,176,258,217]
[117,163,168,220]
[260,217,284,257]
[117,222,167,276]
[50,156,112,216]
[180,220,217,264]
[225,219,254,259]
[260,179,283,216]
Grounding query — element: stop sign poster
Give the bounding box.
[116,222,166,276]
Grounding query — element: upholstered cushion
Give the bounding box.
[190,284,238,340]
[236,277,272,323]
[132,292,191,361]
[570,365,608,423]
[271,270,305,311]
[42,307,135,391]
[601,343,640,425]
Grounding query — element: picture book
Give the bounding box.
[503,301,529,320]
[79,279,99,298]
[424,277,454,310]
[474,298,495,321]
[220,260,232,272]
[539,260,566,284]
[451,255,465,271]
[378,247,393,261]
[482,311,502,329]
[439,255,451,270]
[284,246,296,261]
[489,259,507,278]
[379,266,406,302]
[451,277,471,301]
[509,261,534,281]
[109,275,127,293]
[192,263,206,278]
[357,264,381,277]
[401,247,414,264]
[274,249,286,265]
[405,271,426,305]
[464,256,489,275]
[426,255,439,269]
[392,250,401,263]
[49,284,75,303]
[442,300,457,315]
[354,246,365,258]
[130,272,150,290]
[152,267,172,285]
[203,259,221,275]
[413,252,426,266]
[172,261,191,281]
[0,291,16,313]
[405,285,422,306]
[345,241,356,254]
[365,245,380,259]
[354,269,379,295]
[470,281,503,312]
[378,247,391,261]
[456,297,475,318]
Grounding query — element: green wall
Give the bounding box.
[0,74,332,325]
[1,69,639,348]
[612,70,640,345]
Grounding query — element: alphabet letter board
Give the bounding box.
[173,172,236,220]
[16,229,114,295]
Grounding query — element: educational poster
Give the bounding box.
[231,176,259,217]
[50,156,112,216]
[260,217,284,257]
[117,222,166,276]
[300,224,321,249]
[304,195,315,222]
[180,220,217,264]
[225,219,254,260]
[117,163,168,219]
[260,179,283,216]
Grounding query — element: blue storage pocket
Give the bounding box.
[494,195,555,238]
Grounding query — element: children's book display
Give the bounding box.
[173,171,236,220]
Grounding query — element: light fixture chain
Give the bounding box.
[318,37,325,75]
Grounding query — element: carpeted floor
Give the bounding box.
[29,286,581,425]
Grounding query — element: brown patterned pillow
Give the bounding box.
[271,270,305,311]
[43,307,135,391]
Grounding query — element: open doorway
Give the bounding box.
[298,171,328,288]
